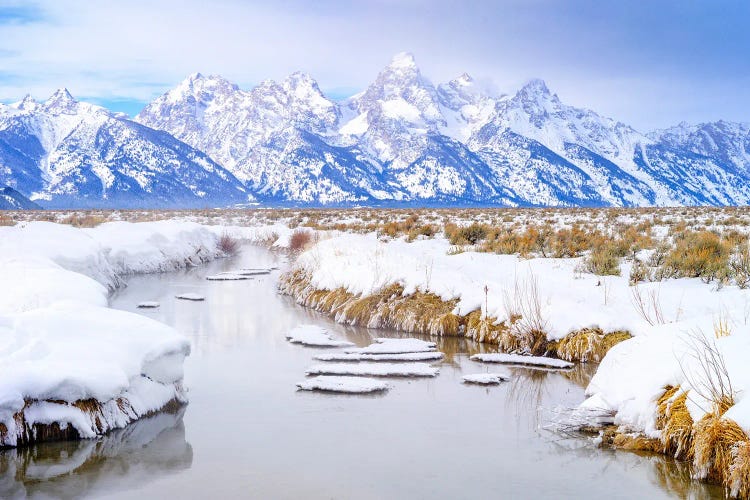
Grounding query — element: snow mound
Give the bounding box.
[137,301,160,308]
[344,338,437,355]
[313,351,445,362]
[175,293,205,301]
[0,303,190,447]
[286,325,354,347]
[470,353,574,369]
[463,372,511,385]
[206,273,252,281]
[296,376,389,394]
[305,362,439,378]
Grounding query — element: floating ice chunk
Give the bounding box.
[206,273,252,281]
[137,301,160,308]
[462,372,511,385]
[175,293,205,301]
[344,338,437,355]
[470,353,574,369]
[237,268,272,275]
[305,362,439,378]
[296,376,389,394]
[286,325,354,347]
[314,351,444,362]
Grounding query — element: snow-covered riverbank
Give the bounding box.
[0,221,242,447]
[281,230,750,495]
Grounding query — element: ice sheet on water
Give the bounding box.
[286,325,354,347]
[305,362,439,378]
[175,293,205,301]
[462,372,511,385]
[206,273,252,281]
[313,351,444,362]
[296,376,389,394]
[344,338,437,355]
[137,301,160,308]
[470,353,573,369]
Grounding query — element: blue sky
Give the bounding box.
[0,0,748,130]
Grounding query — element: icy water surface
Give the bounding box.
[0,246,725,499]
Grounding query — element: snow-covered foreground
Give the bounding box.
[0,220,248,447]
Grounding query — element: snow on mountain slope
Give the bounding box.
[135,53,750,207]
[650,121,750,176]
[0,90,252,208]
[0,185,40,209]
[138,72,340,175]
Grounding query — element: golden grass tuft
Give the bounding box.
[612,432,662,453]
[553,328,632,363]
[691,413,748,485]
[656,386,694,460]
[729,440,750,499]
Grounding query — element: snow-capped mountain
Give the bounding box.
[0,89,252,208]
[0,185,40,209]
[2,52,746,208]
[135,52,750,207]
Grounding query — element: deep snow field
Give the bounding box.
[2,207,750,496]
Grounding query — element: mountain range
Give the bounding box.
[1,52,748,208]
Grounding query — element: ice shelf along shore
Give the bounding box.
[0,220,252,448]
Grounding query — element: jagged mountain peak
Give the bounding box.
[14,94,39,111]
[388,52,418,70]
[43,88,78,113]
[519,78,552,96]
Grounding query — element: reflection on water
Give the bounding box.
[0,408,191,499]
[1,245,727,499]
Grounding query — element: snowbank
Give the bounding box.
[0,221,216,447]
[583,323,750,437]
[289,233,750,343]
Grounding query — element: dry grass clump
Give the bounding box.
[444,222,489,245]
[59,213,107,227]
[217,232,240,255]
[289,229,313,252]
[0,213,16,226]
[582,242,622,276]
[379,214,438,241]
[729,441,750,499]
[464,309,516,349]
[553,328,632,363]
[656,386,694,460]
[691,414,748,486]
[663,231,731,282]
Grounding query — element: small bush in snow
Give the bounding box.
[217,232,240,255]
[289,229,312,252]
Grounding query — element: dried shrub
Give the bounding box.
[663,231,731,282]
[583,243,622,276]
[289,229,312,252]
[217,232,240,255]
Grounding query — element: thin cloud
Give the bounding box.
[0,0,747,129]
